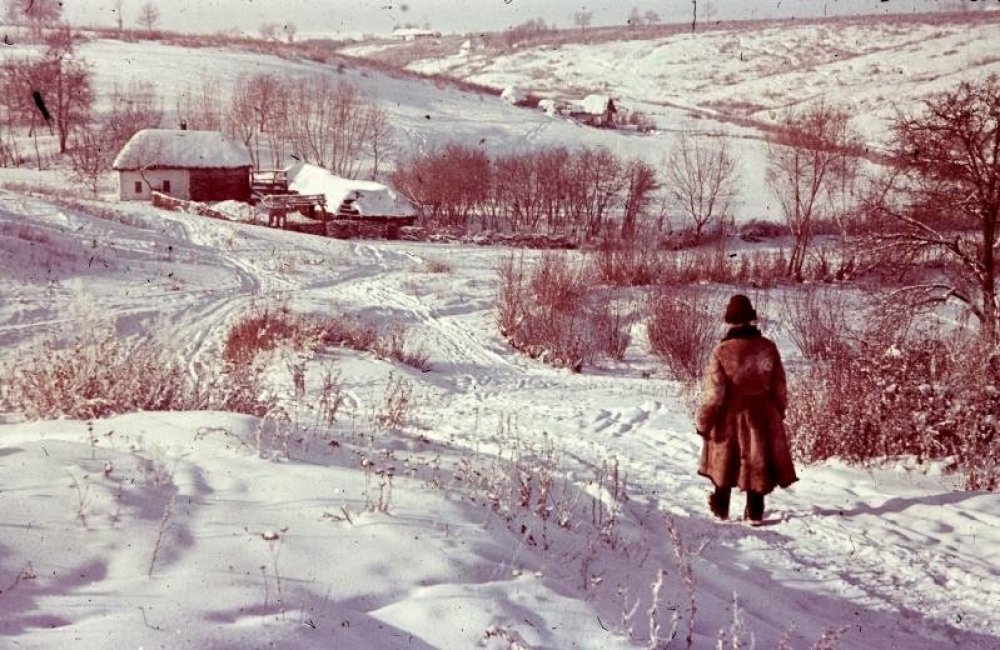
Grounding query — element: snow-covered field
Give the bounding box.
[352,15,1000,144]
[1,20,999,648]
[1,190,999,648]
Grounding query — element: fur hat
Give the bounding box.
[724,294,757,324]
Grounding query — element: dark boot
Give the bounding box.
[745,491,765,523]
[709,486,731,520]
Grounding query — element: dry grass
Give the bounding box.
[223,304,316,368]
[423,257,453,273]
[1,325,273,419]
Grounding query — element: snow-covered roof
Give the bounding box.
[392,28,435,38]
[501,85,527,105]
[577,94,615,115]
[286,163,415,217]
[112,129,252,171]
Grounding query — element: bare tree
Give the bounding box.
[105,78,162,150]
[113,0,124,31]
[621,159,658,239]
[137,2,160,32]
[572,10,593,30]
[627,7,643,29]
[665,133,740,242]
[32,28,94,155]
[285,77,390,178]
[4,0,62,39]
[175,78,225,131]
[259,22,280,42]
[767,104,856,281]
[364,102,393,179]
[868,75,1000,340]
[392,142,489,230]
[644,10,661,25]
[68,127,112,196]
[569,147,624,239]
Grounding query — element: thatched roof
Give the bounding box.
[112,129,252,171]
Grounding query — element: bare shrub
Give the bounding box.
[374,324,431,372]
[530,251,585,312]
[590,302,633,363]
[222,304,313,368]
[496,253,629,369]
[317,314,379,351]
[497,253,587,370]
[781,286,856,360]
[647,290,719,381]
[316,313,429,371]
[788,312,1000,489]
[423,257,452,273]
[68,127,111,196]
[589,230,664,287]
[1,325,273,419]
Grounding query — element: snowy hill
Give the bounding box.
[1,25,1000,649]
[1,192,999,647]
[345,13,1000,144]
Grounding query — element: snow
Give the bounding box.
[112,129,253,170]
[1,189,999,648]
[578,94,613,116]
[2,23,1000,648]
[286,163,415,217]
[500,85,527,105]
[400,17,1000,143]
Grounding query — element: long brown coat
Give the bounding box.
[696,326,797,495]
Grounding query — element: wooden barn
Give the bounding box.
[112,129,252,202]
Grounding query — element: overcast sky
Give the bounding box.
[56,1,984,38]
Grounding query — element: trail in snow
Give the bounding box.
[1,195,997,648]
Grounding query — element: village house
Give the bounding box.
[391,27,438,41]
[568,94,618,128]
[112,129,253,202]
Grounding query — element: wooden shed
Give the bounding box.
[112,129,252,203]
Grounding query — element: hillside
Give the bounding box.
[341,12,1000,144]
[1,25,999,649]
[2,189,998,648]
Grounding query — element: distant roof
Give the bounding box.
[577,94,615,115]
[391,28,435,37]
[112,129,252,171]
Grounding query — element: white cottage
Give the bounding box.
[112,129,252,202]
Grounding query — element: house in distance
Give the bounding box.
[112,129,253,202]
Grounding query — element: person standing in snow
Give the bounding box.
[695,294,797,523]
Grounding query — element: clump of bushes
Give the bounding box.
[787,311,1000,490]
[222,305,316,368]
[224,305,430,373]
[646,290,720,382]
[1,326,272,419]
[496,253,631,371]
